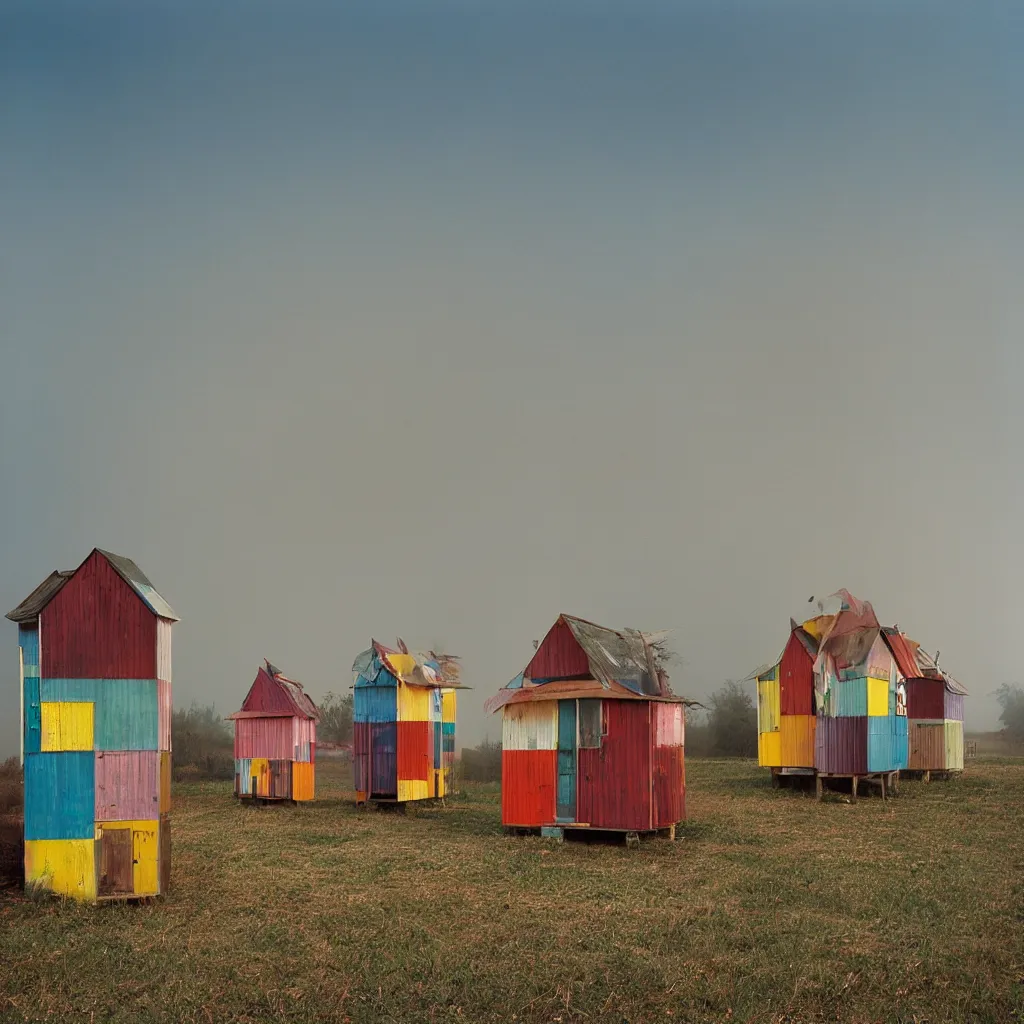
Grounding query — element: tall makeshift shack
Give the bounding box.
[7,549,177,902]
[352,641,461,804]
[486,615,686,837]
[229,661,319,802]
[757,591,911,789]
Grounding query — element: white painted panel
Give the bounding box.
[502,701,558,751]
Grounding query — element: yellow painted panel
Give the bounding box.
[397,683,430,722]
[441,689,457,724]
[779,715,816,768]
[248,757,270,797]
[758,730,782,768]
[25,839,96,901]
[867,677,890,717]
[160,752,172,814]
[757,680,781,734]
[292,761,315,801]
[398,779,430,802]
[40,701,94,751]
[132,823,159,895]
[387,653,417,677]
[433,768,446,799]
[945,719,964,771]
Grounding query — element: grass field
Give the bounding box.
[1,758,1022,1024]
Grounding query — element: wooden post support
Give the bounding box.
[815,774,823,801]
[851,775,858,802]
[881,774,886,803]
[924,770,930,784]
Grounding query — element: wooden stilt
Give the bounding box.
[815,774,823,801]
[851,775,858,802]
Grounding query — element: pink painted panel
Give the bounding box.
[157,617,173,683]
[95,750,161,821]
[158,679,172,752]
[292,717,316,762]
[234,716,293,760]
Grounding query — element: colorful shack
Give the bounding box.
[485,615,686,837]
[897,636,967,775]
[757,591,910,793]
[6,548,176,902]
[352,641,461,804]
[229,661,318,803]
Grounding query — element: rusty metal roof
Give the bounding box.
[5,570,75,624]
[560,614,670,697]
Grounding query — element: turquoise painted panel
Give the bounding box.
[867,716,908,773]
[441,722,455,736]
[24,677,41,755]
[39,679,158,750]
[556,699,577,822]
[19,628,40,678]
[24,751,95,840]
[236,758,252,796]
[832,678,867,717]
[354,685,397,724]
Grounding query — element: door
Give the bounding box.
[97,828,133,896]
[133,826,159,895]
[556,699,577,822]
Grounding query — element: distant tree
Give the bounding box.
[699,680,758,758]
[995,684,1024,748]
[318,692,354,745]
[462,738,502,783]
[171,703,234,780]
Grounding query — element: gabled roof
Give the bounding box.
[96,549,179,621]
[5,570,75,624]
[485,614,688,714]
[6,549,178,624]
[229,660,319,721]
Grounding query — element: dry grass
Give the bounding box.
[1,758,1022,1023]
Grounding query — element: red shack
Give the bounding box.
[485,615,687,840]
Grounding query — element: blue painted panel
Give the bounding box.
[442,722,455,736]
[24,752,95,840]
[19,628,40,678]
[867,716,907,773]
[832,678,868,717]
[433,721,442,770]
[556,699,577,822]
[354,685,398,724]
[24,677,41,755]
[893,715,908,770]
[40,679,158,750]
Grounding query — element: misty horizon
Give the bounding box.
[2,1,1021,757]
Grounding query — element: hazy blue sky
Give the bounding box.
[2,1,1021,757]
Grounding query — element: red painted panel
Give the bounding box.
[41,550,156,679]
[241,668,301,715]
[779,631,814,716]
[652,745,684,827]
[884,630,921,682]
[577,700,652,831]
[397,721,431,781]
[906,679,945,720]
[501,749,557,826]
[526,618,590,680]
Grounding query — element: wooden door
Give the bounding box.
[97,828,133,896]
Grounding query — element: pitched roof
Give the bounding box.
[230,660,320,721]
[6,549,178,624]
[882,628,923,682]
[5,570,75,624]
[96,549,179,621]
[484,614,687,714]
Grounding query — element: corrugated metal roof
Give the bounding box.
[239,661,320,721]
[5,570,75,624]
[882,628,923,682]
[96,549,179,622]
[353,640,469,689]
[561,615,671,696]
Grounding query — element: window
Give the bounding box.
[578,699,603,748]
